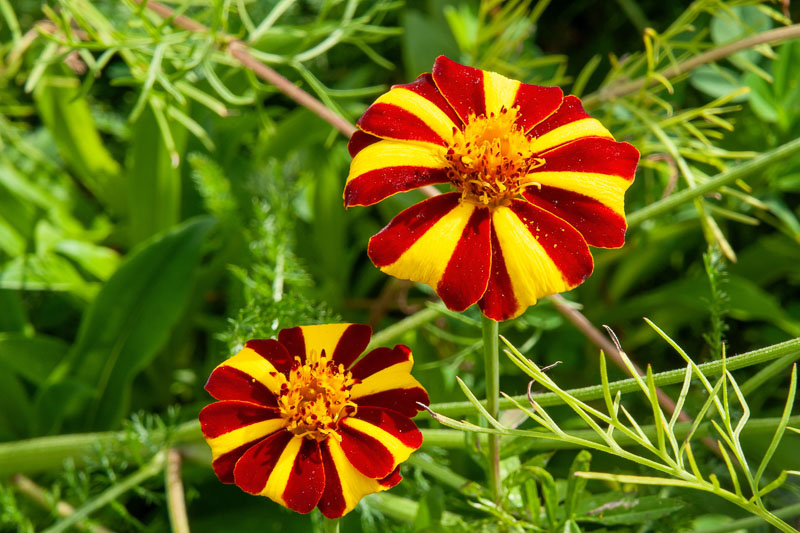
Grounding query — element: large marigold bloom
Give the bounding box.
[345,56,639,321]
[199,324,429,518]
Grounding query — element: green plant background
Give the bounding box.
[0,0,799,531]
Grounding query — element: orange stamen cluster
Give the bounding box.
[277,350,358,441]
[445,106,545,207]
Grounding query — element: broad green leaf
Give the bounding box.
[0,290,26,332]
[577,495,685,525]
[54,240,121,281]
[710,6,772,70]
[0,360,33,438]
[62,217,214,430]
[126,104,185,245]
[689,65,749,102]
[33,66,124,214]
[0,253,95,299]
[0,333,66,385]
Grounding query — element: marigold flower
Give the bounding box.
[199,324,429,518]
[345,56,639,321]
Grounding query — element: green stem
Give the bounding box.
[690,502,800,533]
[41,451,165,533]
[406,453,471,492]
[2,339,796,476]
[322,518,339,533]
[481,315,501,502]
[366,307,441,351]
[429,337,800,417]
[627,137,800,227]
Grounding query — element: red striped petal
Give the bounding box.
[478,225,519,321]
[378,466,402,488]
[368,192,461,267]
[351,406,423,449]
[338,422,395,478]
[354,387,429,418]
[537,137,639,179]
[199,401,281,439]
[277,326,306,362]
[508,199,593,287]
[244,339,293,376]
[523,186,627,248]
[281,438,324,514]
[204,366,278,408]
[527,95,590,138]
[210,441,256,484]
[357,103,447,147]
[350,345,411,382]
[432,55,486,122]
[344,166,449,207]
[513,84,564,132]
[398,73,462,126]
[348,130,381,157]
[332,324,372,369]
[233,430,294,494]
[317,442,348,519]
[436,205,491,311]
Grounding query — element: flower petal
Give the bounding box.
[479,201,593,320]
[244,339,293,375]
[337,420,396,479]
[235,434,325,514]
[317,438,391,518]
[339,407,421,478]
[345,140,449,207]
[350,346,425,404]
[522,139,635,243]
[523,187,628,249]
[200,402,285,483]
[368,193,490,310]
[432,55,486,122]
[529,95,613,152]
[347,130,380,158]
[277,324,371,368]
[206,343,289,398]
[204,366,278,407]
[512,83,564,132]
[354,387,429,418]
[357,73,460,148]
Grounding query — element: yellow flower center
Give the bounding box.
[445,106,544,207]
[277,350,358,441]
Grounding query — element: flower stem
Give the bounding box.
[322,518,340,533]
[481,314,501,502]
[627,136,800,227]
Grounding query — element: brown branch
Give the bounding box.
[583,23,800,107]
[165,449,191,533]
[135,0,355,137]
[547,294,721,455]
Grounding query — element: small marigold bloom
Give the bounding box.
[345,56,640,321]
[199,324,429,518]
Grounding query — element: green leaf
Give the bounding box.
[0,360,33,438]
[0,333,67,385]
[689,65,749,102]
[577,494,685,525]
[58,217,214,430]
[126,104,185,245]
[710,6,772,70]
[33,66,124,214]
[414,486,444,531]
[564,451,591,519]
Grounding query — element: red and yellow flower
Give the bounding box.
[345,56,639,321]
[199,324,428,518]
